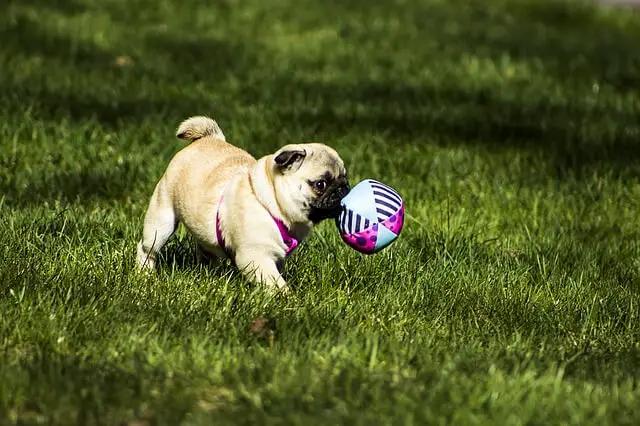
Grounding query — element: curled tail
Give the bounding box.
[176,116,226,142]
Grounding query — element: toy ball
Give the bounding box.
[336,179,405,254]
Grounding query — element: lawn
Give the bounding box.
[1,0,640,424]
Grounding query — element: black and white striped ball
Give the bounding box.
[336,179,404,254]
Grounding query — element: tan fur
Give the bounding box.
[176,116,226,142]
[136,116,347,292]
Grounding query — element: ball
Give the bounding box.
[336,179,405,254]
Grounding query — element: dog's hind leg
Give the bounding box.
[136,179,177,270]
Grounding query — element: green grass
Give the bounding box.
[2,0,640,424]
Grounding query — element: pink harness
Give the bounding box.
[215,196,298,258]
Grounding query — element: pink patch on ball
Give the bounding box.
[381,203,404,235]
[340,226,377,254]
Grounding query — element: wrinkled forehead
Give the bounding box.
[305,143,346,177]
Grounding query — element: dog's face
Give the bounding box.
[270,143,350,224]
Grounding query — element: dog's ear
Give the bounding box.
[274,148,306,173]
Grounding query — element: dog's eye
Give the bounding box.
[314,180,327,192]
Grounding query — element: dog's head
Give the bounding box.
[270,143,350,224]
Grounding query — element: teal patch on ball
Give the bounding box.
[336,179,405,254]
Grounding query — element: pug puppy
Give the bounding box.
[136,116,350,291]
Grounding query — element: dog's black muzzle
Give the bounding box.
[308,179,350,223]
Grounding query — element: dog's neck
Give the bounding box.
[249,158,313,239]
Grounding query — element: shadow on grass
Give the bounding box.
[156,236,240,279]
[0,8,258,127]
[0,11,112,70]
[4,167,141,207]
[274,77,640,179]
[470,1,640,91]
[335,0,640,90]
[7,0,88,14]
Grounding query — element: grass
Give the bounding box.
[1,0,640,424]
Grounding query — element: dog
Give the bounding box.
[136,116,350,291]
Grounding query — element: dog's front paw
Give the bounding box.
[136,241,157,271]
[270,281,290,294]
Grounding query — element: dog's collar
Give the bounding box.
[215,195,298,259]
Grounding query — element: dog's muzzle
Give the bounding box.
[308,180,350,223]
